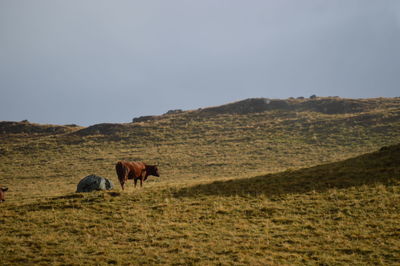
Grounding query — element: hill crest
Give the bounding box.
[0,120,81,135]
[1,97,399,136]
[133,96,400,122]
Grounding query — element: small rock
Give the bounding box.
[76,175,114,193]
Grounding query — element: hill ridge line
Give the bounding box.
[1,96,399,136]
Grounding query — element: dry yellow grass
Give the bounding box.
[1,145,399,265]
[0,97,400,264]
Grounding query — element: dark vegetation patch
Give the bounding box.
[72,123,131,136]
[0,121,79,135]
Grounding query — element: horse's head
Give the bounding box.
[146,165,160,177]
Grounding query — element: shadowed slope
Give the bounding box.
[176,144,400,198]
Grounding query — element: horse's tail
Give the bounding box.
[115,162,127,189]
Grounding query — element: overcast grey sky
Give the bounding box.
[1,1,400,126]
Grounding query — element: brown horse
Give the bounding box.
[115,161,159,190]
[0,186,8,202]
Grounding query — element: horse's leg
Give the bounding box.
[134,178,138,188]
[117,174,123,190]
[119,176,125,190]
[140,178,143,187]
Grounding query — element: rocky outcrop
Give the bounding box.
[132,115,157,123]
[76,175,114,192]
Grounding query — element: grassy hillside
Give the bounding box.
[1,97,399,196]
[0,144,399,265]
[0,97,400,264]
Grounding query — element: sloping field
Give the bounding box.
[1,97,400,197]
[0,97,400,264]
[0,144,399,265]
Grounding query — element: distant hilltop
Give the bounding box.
[132,96,400,122]
[0,120,81,135]
[1,96,399,136]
